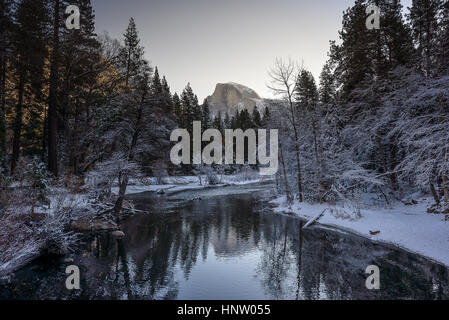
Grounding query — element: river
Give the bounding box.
[1,182,449,300]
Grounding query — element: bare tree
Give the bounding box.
[268,58,303,202]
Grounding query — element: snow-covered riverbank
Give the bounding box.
[271,196,449,267]
[111,175,274,196]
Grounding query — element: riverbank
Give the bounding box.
[111,174,274,196]
[271,195,449,267]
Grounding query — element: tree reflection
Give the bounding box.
[2,190,449,300]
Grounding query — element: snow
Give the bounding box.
[0,186,91,277]
[111,175,274,196]
[33,188,91,215]
[111,184,173,195]
[271,196,449,267]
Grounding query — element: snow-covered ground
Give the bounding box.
[111,174,274,196]
[271,196,449,267]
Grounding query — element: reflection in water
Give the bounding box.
[1,185,449,300]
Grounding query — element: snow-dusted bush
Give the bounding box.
[327,206,362,221]
[205,168,220,185]
[0,165,8,187]
[3,157,52,214]
[86,152,142,201]
[0,160,97,276]
[27,158,51,205]
[0,185,85,276]
[151,161,169,184]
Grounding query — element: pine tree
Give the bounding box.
[319,61,336,105]
[201,100,211,131]
[224,112,231,129]
[379,0,414,69]
[150,67,168,115]
[180,83,200,130]
[262,107,270,127]
[239,109,252,130]
[160,75,173,115]
[11,0,48,173]
[361,0,414,76]
[151,67,163,95]
[180,86,191,129]
[252,108,262,128]
[59,0,101,173]
[212,111,223,132]
[329,0,413,98]
[161,76,170,93]
[48,0,63,176]
[330,0,377,98]
[231,111,239,129]
[61,0,97,52]
[408,0,443,75]
[295,68,324,200]
[119,18,145,87]
[172,92,183,126]
[193,94,201,122]
[161,76,174,119]
[295,69,319,111]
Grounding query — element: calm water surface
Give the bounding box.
[1,183,449,300]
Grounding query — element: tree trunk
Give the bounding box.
[389,141,399,191]
[375,0,383,77]
[377,136,387,174]
[286,94,303,203]
[70,98,80,174]
[48,0,60,176]
[443,175,449,212]
[312,121,324,203]
[293,125,303,202]
[125,47,132,87]
[113,99,144,214]
[11,66,25,174]
[279,141,292,203]
[0,53,6,168]
[425,16,431,76]
[113,174,129,215]
[440,98,449,211]
[41,104,47,162]
[430,181,440,205]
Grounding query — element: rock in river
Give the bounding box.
[71,217,118,232]
[112,230,125,238]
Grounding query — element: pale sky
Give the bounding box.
[92,0,413,101]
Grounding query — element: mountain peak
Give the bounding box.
[206,82,262,116]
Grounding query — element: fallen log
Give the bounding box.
[303,209,327,229]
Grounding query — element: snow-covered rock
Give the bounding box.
[111,230,125,238]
